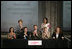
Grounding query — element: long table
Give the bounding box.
[2,39,68,48]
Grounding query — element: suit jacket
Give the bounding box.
[32,29,42,39]
[20,31,30,39]
[52,32,64,39]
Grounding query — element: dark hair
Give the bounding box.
[43,17,48,23]
[23,27,27,32]
[54,26,62,33]
[23,27,27,30]
[33,25,37,27]
[18,19,23,23]
[9,27,14,32]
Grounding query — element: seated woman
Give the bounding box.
[20,27,29,39]
[8,27,16,39]
[52,26,64,40]
[42,27,50,39]
[32,25,41,39]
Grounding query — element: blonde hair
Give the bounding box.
[43,27,47,29]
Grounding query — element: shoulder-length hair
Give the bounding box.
[54,26,62,33]
[43,17,48,23]
[9,27,14,32]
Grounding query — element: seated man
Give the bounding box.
[32,25,42,39]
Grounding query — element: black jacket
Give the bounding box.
[20,31,30,39]
[52,32,64,39]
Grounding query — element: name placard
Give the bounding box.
[28,40,42,45]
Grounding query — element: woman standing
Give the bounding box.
[41,17,51,32]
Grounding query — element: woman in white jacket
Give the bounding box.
[41,17,51,38]
[41,17,51,32]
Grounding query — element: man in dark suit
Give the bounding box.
[32,25,42,39]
